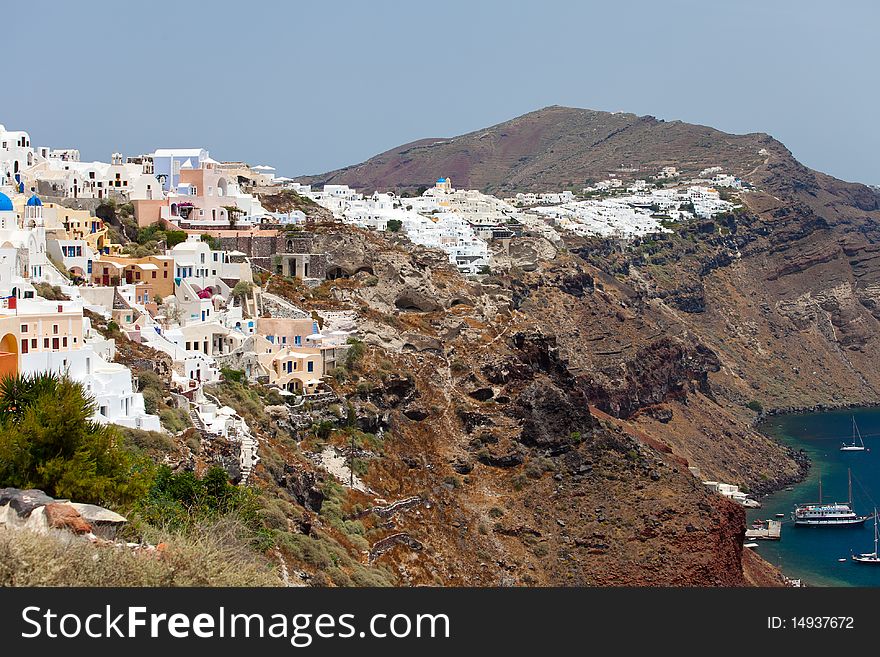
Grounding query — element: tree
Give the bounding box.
[224,206,244,229]
[164,230,187,248]
[344,337,365,370]
[201,234,221,250]
[0,374,153,506]
[386,219,403,233]
[231,281,254,302]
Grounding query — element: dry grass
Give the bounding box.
[0,519,281,587]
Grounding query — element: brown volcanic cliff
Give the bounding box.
[240,108,880,587]
[239,225,775,586]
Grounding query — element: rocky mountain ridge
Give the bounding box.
[277,108,880,585]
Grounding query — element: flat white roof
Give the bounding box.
[153,148,206,157]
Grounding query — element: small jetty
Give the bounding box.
[745,520,782,541]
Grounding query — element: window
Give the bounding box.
[30,339,36,348]
[20,339,28,354]
[307,361,314,373]
[43,338,49,349]
[53,324,58,335]
[20,324,27,333]
[152,271,156,279]
[62,337,67,347]
[52,338,59,350]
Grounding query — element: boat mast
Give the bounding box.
[874,509,878,556]
[818,469,822,503]
[848,468,853,506]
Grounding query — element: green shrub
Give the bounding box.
[200,234,222,250]
[120,427,176,454]
[221,367,245,383]
[159,407,191,433]
[137,465,260,530]
[344,338,365,369]
[0,373,154,506]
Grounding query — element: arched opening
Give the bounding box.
[171,203,179,217]
[217,177,228,197]
[0,332,19,379]
[0,333,18,354]
[326,266,349,280]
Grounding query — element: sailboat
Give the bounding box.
[852,509,880,564]
[792,468,870,526]
[840,416,868,452]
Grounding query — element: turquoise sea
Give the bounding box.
[746,407,880,586]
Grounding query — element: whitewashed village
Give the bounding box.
[0,120,748,498]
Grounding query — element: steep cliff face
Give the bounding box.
[248,223,782,586]
[247,109,880,586]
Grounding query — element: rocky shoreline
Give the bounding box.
[749,399,880,500]
[762,399,880,419]
[749,445,810,499]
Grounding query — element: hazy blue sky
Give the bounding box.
[6,0,878,183]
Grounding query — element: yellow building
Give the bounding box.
[0,298,86,379]
[43,203,119,255]
[91,254,174,299]
[259,347,324,394]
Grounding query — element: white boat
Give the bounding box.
[852,509,880,564]
[792,469,870,527]
[840,416,868,452]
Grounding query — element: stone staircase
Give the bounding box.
[200,391,259,485]
[238,428,259,484]
[188,405,206,432]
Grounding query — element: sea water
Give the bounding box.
[746,407,880,586]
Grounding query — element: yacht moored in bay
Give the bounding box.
[792,469,870,527]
